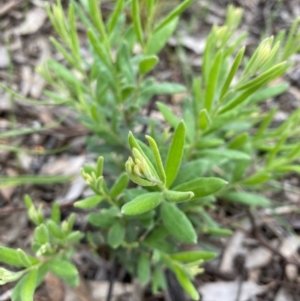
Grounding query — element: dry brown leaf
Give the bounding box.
[279,236,300,258]
[21,65,33,96]
[89,280,133,300]
[220,230,245,273]
[16,7,47,35]
[0,0,22,17]
[58,176,86,205]
[0,46,10,68]
[199,281,266,301]
[40,155,86,176]
[275,288,293,301]
[45,273,65,301]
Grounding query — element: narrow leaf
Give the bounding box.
[205,51,223,112]
[154,0,194,33]
[156,102,180,128]
[108,222,125,249]
[223,192,271,207]
[21,268,38,301]
[121,192,163,215]
[173,177,227,198]
[107,0,124,33]
[173,265,199,300]
[132,0,144,45]
[146,135,166,184]
[137,253,151,285]
[110,173,129,198]
[34,224,49,245]
[165,120,186,188]
[147,18,178,55]
[161,202,197,244]
[0,246,37,268]
[139,56,159,74]
[47,259,79,286]
[220,46,245,99]
[198,109,211,131]
[170,251,216,262]
[163,190,194,203]
[74,195,103,209]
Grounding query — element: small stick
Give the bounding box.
[246,209,300,268]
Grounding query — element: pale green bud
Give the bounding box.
[0,268,25,284]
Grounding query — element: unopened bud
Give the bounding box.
[0,268,24,284]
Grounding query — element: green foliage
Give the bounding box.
[0,196,82,301]
[3,1,300,300]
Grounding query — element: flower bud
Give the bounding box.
[0,268,24,285]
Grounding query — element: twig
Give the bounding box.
[0,0,22,16]
[246,209,300,268]
[106,258,117,301]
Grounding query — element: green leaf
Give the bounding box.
[132,0,144,45]
[34,224,49,245]
[137,253,151,285]
[47,259,79,286]
[0,246,38,268]
[173,177,227,198]
[198,109,211,131]
[96,156,104,177]
[74,195,103,209]
[143,82,186,97]
[242,172,271,185]
[47,59,87,90]
[21,268,38,301]
[152,265,167,294]
[156,102,180,128]
[183,100,195,142]
[205,50,223,112]
[248,82,289,104]
[173,265,199,300]
[223,192,271,207]
[50,202,61,223]
[144,226,174,252]
[87,207,120,228]
[88,29,111,67]
[107,0,124,33]
[110,173,129,198]
[146,135,166,184]
[165,120,186,188]
[170,251,216,262]
[163,190,194,203]
[274,165,300,174]
[88,0,108,43]
[46,220,64,239]
[154,0,194,33]
[121,192,163,215]
[220,62,290,114]
[161,202,197,244]
[204,227,233,236]
[237,62,288,91]
[220,46,245,99]
[108,221,125,249]
[172,159,209,187]
[139,56,159,74]
[228,133,249,150]
[197,149,250,161]
[17,249,33,268]
[147,18,178,55]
